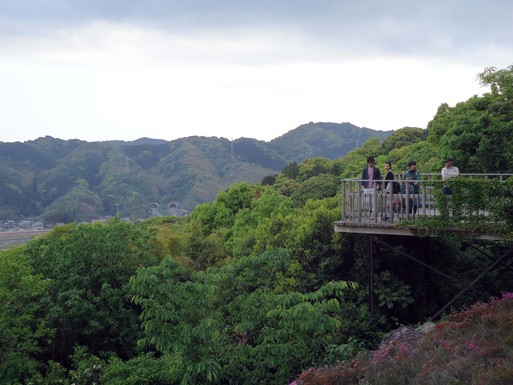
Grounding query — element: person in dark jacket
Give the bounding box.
[402,160,421,214]
[361,156,382,218]
[384,161,395,193]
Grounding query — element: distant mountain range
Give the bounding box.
[0,122,391,223]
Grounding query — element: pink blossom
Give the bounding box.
[422,358,433,373]
[467,341,478,350]
[399,342,409,353]
[372,348,389,363]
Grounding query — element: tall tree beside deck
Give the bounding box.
[427,64,513,172]
[478,65,513,101]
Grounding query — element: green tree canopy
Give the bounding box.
[427,64,513,173]
[381,127,428,154]
[130,249,357,385]
[23,221,162,366]
[0,249,53,383]
[478,65,513,100]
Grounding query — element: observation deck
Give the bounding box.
[334,174,513,240]
[334,173,513,317]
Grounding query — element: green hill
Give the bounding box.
[0,122,391,223]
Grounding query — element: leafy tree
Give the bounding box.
[130,257,223,384]
[130,249,358,385]
[381,127,427,154]
[289,197,349,290]
[67,346,104,385]
[24,220,162,366]
[226,187,293,258]
[260,174,278,186]
[101,353,180,385]
[215,182,255,214]
[189,182,257,240]
[225,207,260,258]
[37,163,83,206]
[0,249,53,384]
[478,65,513,100]
[244,188,295,255]
[36,144,107,206]
[428,95,513,172]
[281,161,300,179]
[289,173,340,207]
[427,103,454,144]
[144,217,192,266]
[427,65,513,173]
[374,270,415,311]
[340,138,384,178]
[388,141,441,173]
[189,201,234,239]
[134,150,159,169]
[96,148,157,218]
[272,176,301,197]
[0,180,38,218]
[41,179,105,223]
[187,225,228,268]
[297,158,332,181]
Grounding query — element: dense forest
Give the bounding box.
[0,123,390,223]
[1,65,513,385]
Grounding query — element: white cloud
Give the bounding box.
[0,9,510,143]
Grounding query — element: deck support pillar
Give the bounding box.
[368,234,375,311]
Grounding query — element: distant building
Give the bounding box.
[168,202,187,217]
[19,220,32,229]
[149,202,162,217]
[5,220,16,229]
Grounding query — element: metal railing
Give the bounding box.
[340,174,513,225]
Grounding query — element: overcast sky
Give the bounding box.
[0,1,511,143]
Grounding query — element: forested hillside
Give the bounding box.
[1,65,513,385]
[0,122,390,223]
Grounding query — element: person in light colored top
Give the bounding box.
[441,158,460,181]
[441,158,459,195]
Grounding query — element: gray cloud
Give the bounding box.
[2,0,512,55]
[1,0,511,143]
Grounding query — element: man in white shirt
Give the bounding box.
[442,158,459,181]
[441,158,459,194]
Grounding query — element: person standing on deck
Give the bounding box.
[441,158,459,195]
[362,156,382,218]
[383,161,397,221]
[402,160,421,214]
[384,161,395,193]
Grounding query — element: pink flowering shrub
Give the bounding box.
[294,293,513,385]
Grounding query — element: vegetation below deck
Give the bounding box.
[1,65,513,385]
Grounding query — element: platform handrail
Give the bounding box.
[340,174,513,225]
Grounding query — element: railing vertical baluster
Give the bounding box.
[337,174,511,228]
[349,180,352,221]
[342,179,346,221]
[405,181,410,220]
[420,184,425,216]
[373,185,377,223]
[351,180,355,221]
[357,180,362,222]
